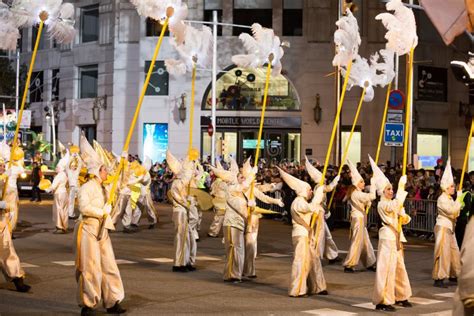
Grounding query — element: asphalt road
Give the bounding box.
[0,199,456,315]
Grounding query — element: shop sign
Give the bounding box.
[417,65,448,102]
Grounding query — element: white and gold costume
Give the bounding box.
[49,153,70,232]
[75,136,124,312]
[5,149,24,231]
[433,160,461,286]
[278,167,327,297]
[207,177,227,237]
[369,156,412,310]
[66,145,82,218]
[343,159,376,270]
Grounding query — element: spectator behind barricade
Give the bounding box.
[434,158,444,178]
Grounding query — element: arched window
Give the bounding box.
[202,66,301,111]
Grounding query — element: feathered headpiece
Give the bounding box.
[305,155,323,184]
[347,159,363,186]
[165,24,213,77]
[332,9,361,67]
[376,0,418,56]
[231,23,286,76]
[277,167,311,199]
[368,155,391,196]
[129,0,188,45]
[440,158,454,191]
[0,0,76,51]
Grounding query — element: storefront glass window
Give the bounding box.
[203,67,301,111]
[417,134,442,169]
[341,130,361,163]
[202,131,238,162]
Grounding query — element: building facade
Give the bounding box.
[18,0,472,168]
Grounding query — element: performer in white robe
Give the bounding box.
[47,152,70,233]
[66,145,82,219]
[75,136,125,315]
[207,177,227,238]
[304,157,340,263]
[369,156,412,312]
[278,167,327,297]
[433,159,462,288]
[5,147,24,232]
[343,159,377,272]
[0,157,30,292]
[453,214,474,316]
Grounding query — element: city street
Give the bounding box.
[0,199,455,315]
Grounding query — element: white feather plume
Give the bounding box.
[341,49,395,102]
[333,9,361,67]
[0,20,20,51]
[375,0,418,55]
[231,23,285,76]
[165,24,213,77]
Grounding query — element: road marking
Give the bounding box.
[410,297,444,305]
[115,259,137,264]
[419,311,452,316]
[351,302,378,310]
[53,261,75,266]
[435,292,455,298]
[404,244,429,249]
[260,253,292,258]
[196,255,221,261]
[144,258,174,263]
[21,263,39,268]
[303,308,357,315]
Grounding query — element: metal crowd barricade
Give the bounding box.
[255,190,286,214]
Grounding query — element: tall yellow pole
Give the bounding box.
[247,56,273,217]
[327,88,366,210]
[3,18,45,199]
[375,83,392,163]
[402,48,414,176]
[107,15,170,205]
[459,118,474,191]
[188,59,197,154]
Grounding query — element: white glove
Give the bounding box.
[398,175,407,190]
[103,203,112,215]
[0,201,6,210]
[248,200,256,208]
[277,200,284,208]
[324,211,331,220]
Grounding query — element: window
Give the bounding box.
[81,4,99,43]
[341,127,361,163]
[145,61,169,96]
[29,71,43,103]
[52,69,60,101]
[233,0,272,36]
[31,25,45,51]
[80,125,97,143]
[79,65,98,99]
[417,131,447,169]
[204,0,222,36]
[202,131,238,162]
[203,66,301,111]
[283,0,303,36]
[145,18,170,37]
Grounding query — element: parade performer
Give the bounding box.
[75,136,125,315]
[242,158,284,279]
[5,147,24,232]
[47,152,70,234]
[0,155,30,293]
[167,150,196,272]
[135,157,158,229]
[207,160,227,238]
[122,160,146,233]
[278,167,327,297]
[369,156,412,312]
[343,159,377,273]
[304,157,341,263]
[66,145,82,219]
[433,159,462,288]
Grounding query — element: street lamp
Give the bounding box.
[92,95,107,123]
[313,94,322,124]
[178,93,187,123]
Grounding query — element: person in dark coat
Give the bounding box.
[30,162,41,202]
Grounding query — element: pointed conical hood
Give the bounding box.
[440,158,454,191]
[142,156,152,171]
[368,155,390,196]
[347,158,363,186]
[305,156,323,184]
[210,166,237,184]
[215,158,224,170]
[80,135,103,178]
[56,151,70,172]
[242,157,257,181]
[229,157,239,175]
[166,150,182,175]
[277,167,311,199]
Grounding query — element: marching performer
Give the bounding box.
[208,159,229,238]
[47,152,70,234]
[135,157,158,229]
[75,136,125,315]
[242,158,284,279]
[66,145,82,219]
[433,159,462,288]
[343,159,377,273]
[122,160,146,233]
[167,150,195,272]
[0,156,30,293]
[278,167,327,297]
[304,157,341,263]
[5,147,24,232]
[369,156,412,312]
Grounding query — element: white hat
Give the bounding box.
[305,156,323,184]
[80,135,103,179]
[440,158,454,191]
[229,157,239,175]
[277,167,311,199]
[347,159,363,186]
[242,157,257,181]
[56,151,70,173]
[215,158,224,170]
[210,166,237,184]
[166,150,182,175]
[368,155,390,196]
